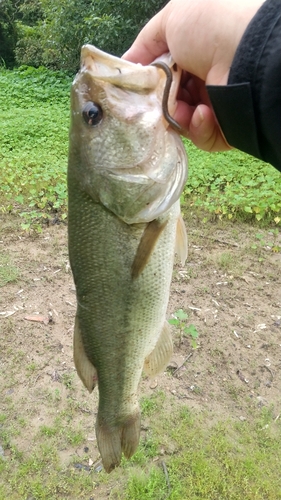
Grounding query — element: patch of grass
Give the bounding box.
[183,140,281,225]
[120,406,281,500]
[1,69,281,231]
[140,390,166,417]
[216,251,235,270]
[1,391,281,500]
[122,466,168,500]
[0,252,19,286]
[0,67,71,230]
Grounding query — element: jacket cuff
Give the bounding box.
[206,0,281,170]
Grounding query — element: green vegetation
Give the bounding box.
[0,66,71,230]
[1,395,281,499]
[1,0,166,70]
[0,252,19,287]
[184,140,281,224]
[169,308,199,348]
[1,68,280,232]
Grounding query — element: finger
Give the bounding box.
[122,11,168,64]
[186,105,231,152]
[173,100,194,131]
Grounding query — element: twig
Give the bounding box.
[161,461,171,499]
[263,364,274,380]
[173,353,193,377]
[236,370,249,384]
[202,235,239,247]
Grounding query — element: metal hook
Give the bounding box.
[151,61,184,135]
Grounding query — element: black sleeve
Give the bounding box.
[206,0,281,172]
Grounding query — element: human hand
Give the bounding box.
[123,0,264,152]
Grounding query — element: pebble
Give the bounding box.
[0,445,6,460]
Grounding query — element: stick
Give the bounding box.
[173,353,193,377]
[161,461,171,498]
[263,364,274,380]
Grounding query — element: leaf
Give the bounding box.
[174,309,188,321]
[184,324,199,339]
[168,318,179,326]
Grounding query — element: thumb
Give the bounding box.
[189,105,231,152]
[122,10,168,64]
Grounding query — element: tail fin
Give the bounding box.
[96,411,141,473]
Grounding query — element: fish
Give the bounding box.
[67,44,188,473]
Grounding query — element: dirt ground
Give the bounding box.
[1,212,281,495]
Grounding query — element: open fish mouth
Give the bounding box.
[80,44,183,134]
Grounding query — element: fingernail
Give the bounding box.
[192,106,204,128]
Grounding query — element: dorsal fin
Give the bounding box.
[131,219,168,279]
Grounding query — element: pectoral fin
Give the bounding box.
[175,214,188,265]
[143,321,173,377]
[73,315,98,393]
[131,219,168,279]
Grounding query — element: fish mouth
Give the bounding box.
[80,44,181,127]
[80,44,160,92]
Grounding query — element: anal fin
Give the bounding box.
[73,315,98,393]
[143,321,173,377]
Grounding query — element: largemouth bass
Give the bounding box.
[68,44,188,472]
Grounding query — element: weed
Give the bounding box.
[1,69,281,231]
[169,308,199,348]
[217,251,234,269]
[182,140,281,225]
[26,362,37,373]
[61,372,75,390]
[0,252,19,286]
[251,230,281,252]
[141,391,165,418]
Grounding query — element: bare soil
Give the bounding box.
[1,213,281,496]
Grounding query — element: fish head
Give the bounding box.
[69,44,188,223]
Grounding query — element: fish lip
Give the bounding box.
[81,44,140,74]
[81,43,136,68]
[80,44,160,92]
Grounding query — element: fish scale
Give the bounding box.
[68,44,188,472]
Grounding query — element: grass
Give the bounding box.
[183,141,281,225]
[0,66,71,230]
[1,300,281,499]
[120,405,281,500]
[1,399,280,499]
[0,251,19,286]
[0,66,281,498]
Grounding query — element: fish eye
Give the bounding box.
[82,102,103,126]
